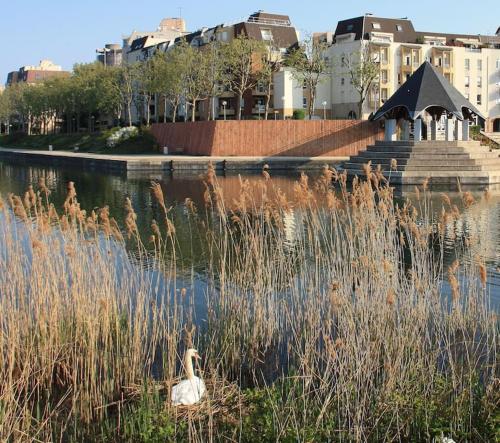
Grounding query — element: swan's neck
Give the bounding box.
[185,354,195,380]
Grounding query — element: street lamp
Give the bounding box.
[281,96,286,120]
[274,110,279,121]
[222,101,227,121]
[322,101,328,120]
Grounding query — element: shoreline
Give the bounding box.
[0,147,347,173]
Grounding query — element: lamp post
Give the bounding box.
[222,101,227,121]
[90,115,95,133]
[322,101,328,120]
[274,110,279,121]
[281,96,286,120]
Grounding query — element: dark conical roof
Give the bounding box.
[372,61,484,121]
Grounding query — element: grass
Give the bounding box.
[0,127,159,154]
[0,167,498,442]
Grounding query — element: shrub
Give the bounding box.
[292,109,306,120]
[106,126,139,148]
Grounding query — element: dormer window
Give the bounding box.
[261,29,273,41]
[372,23,381,30]
[396,24,403,32]
[347,24,354,31]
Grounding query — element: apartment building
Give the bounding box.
[126,11,302,122]
[6,60,69,86]
[122,18,188,65]
[319,16,500,132]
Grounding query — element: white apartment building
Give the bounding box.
[317,16,500,132]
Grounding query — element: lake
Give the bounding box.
[0,159,499,306]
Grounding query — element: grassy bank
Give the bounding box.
[0,169,498,442]
[0,127,159,154]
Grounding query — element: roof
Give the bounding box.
[371,61,484,121]
[334,15,499,46]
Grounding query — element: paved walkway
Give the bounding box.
[0,147,348,173]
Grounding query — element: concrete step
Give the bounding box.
[373,140,482,148]
[343,162,497,172]
[482,132,500,146]
[355,151,499,161]
[365,146,492,155]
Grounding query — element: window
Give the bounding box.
[396,24,403,32]
[303,97,307,109]
[464,76,470,87]
[381,70,388,83]
[477,76,482,87]
[477,94,482,105]
[405,55,411,66]
[477,59,482,71]
[464,59,470,70]
[260,29,273,41]
[347,24,354,32]
[240,98,245,109]
[341,77,345,85]
[372,23,381,30]
[496,59,500,70]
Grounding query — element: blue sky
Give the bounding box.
[1,0,498,82]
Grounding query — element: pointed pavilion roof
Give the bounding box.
[372,61,484,121]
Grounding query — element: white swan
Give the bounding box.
[171,348,206,406]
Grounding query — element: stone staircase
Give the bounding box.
[482,132,500,147]
[343,140,500,185]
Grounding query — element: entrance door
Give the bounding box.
[494,118,500,132]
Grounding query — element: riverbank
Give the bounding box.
[0,129,158,154]
[0,147,347,173]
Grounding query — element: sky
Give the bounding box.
[1,0,499,82]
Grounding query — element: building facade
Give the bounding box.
[126,11,302,122]
[318,16,500,131]
[6,60,69,86]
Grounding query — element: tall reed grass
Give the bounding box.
[0,168,497,442]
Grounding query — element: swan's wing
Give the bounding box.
[171,378,205,405]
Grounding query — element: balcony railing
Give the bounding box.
[246,16,291,27]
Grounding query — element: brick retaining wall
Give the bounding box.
[151,120,383,157]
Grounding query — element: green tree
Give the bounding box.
[0,87,12,134]
[341,44,380,119]
[181,42,212,122]
[223,35,266,120]
[258,41,282,120]
[286,36,330,120]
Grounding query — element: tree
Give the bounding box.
[341,44,380,119]
[152,46,187,123]
[204,40,227,121]
[0,88,12,134]
[223,35,266,120]
[117,63,140,127]
[286,36,330,120]
[181,42,212,122]
[258,42,282,120]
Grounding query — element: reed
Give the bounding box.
[0,168,497,442]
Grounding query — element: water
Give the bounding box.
[0,160,499,305]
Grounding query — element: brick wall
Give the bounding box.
[151,120,384,157]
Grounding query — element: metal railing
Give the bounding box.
[246,16,292,27]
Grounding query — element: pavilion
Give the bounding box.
[371,61,485,142]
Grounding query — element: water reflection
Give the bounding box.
[0,160,498,304]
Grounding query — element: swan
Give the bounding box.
[171,348,206,406]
